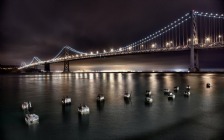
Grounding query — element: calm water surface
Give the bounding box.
[0,73,224,140]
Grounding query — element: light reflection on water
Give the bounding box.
[0,73,224,140]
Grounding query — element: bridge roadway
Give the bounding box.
[23,42,224,69]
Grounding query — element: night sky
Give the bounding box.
[0,0,224,70]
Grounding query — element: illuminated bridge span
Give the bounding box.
[20,10,224,72]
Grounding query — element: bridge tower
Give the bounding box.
[63,48,70,72]
[44,63,50,72]
[189,10,199,72]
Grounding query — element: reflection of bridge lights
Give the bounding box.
[218,35,222,38]
[141,45,143,47]
[188,39,191,42]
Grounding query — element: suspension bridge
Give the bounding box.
[19,10,224,72]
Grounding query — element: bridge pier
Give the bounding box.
[190,48,199,72]
[189,10,200,72]
[63,61,70,72]
[44,63,50,72]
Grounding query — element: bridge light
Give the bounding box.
[119,48,122,51]
[76,54,79,57]
[104,50,106,53]
[128,46,132,50]
[218,35,222,38]
[205,37,211,43]
[151,43,156,48]
[193,38,198,41]
[90,51,93,55]
[166,42,169,47]
[96,51,99,54]
[110,48,114,52]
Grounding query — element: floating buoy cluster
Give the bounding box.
[145,90,153,104]
[20,82,212,125]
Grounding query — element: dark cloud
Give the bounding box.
[0,0,224,68]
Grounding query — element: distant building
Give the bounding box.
[0,64,19,73]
